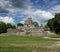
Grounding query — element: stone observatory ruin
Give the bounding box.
[7,18,49,36]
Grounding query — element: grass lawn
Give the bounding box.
[0,35,60,52]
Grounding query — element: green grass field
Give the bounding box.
[0,35,60,52]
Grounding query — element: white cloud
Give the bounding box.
[0,0,10,8]
[33,10,54,19]
[20,7,54,25]
[20,21,24,24]
[48,5,60,14]
[0,16,15,24]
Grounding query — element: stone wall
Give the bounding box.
[5,26,48,36]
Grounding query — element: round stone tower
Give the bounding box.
[24,18,32,27]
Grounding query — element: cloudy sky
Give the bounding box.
[0,0,60,25]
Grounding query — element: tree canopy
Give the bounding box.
[32,22,39,27]
[46,13,60,34]
[0,22,7,33]
[17,23,24,26]
[0,22,16,34]
[6,23,16,29]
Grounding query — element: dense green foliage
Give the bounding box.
[17,23,24,26]
[32,22,39,27]
[47,13,60,34]
[0,22,7,33]
[6,23,16,29]
[0,22,16,34]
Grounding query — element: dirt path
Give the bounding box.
[43,37,60,40]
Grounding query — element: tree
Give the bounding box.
[6,23,12,29]
[47,18,54,31]
[17,23,24,26]
[6,23,16,29]
[11,25,16,29]
[0,22,7,33]
[47,13,60,34]
[0,22,16,34]
[32,22,39,27]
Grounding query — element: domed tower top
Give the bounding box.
[24,18,32,27]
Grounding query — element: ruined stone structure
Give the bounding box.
[7,18,48,36]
